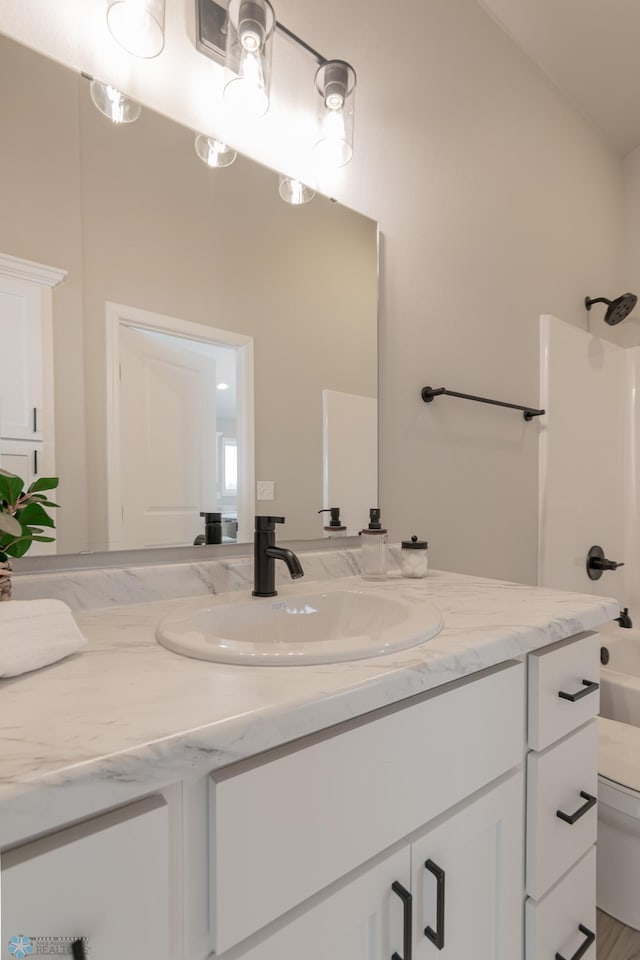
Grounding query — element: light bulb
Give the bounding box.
[224,49,269,118]
[89,80,142,124]
[195,134,237,168]
[278,175,315,205]
[314,60,356,168]
[314,108,351,168]
[107,0,165,58]
[224,0,274,119]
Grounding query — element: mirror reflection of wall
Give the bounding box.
[0,32,378,554]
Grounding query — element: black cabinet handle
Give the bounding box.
[424,858,446,950]
[391,880,412,960]
[71,941,87,960]
[33,407,37,433]
[558,680,599,702]
[33,448,38,475]
[557,791,597,825]
[555,923,595,960]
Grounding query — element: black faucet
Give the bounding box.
[252,516,304,598]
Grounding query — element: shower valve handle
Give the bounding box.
[591,557,623,571]
[587,545,624,580]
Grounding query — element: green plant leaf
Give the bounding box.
[0,472,24,506]
[16,502,55,529]
[0,513,22,537]
[24,493,60,506]
[32,535,56,542]
[5,535,33,558]
[27,477,59,493]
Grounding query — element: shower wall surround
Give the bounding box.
[538,314,640,610]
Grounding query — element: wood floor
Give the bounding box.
[598,909,640,959]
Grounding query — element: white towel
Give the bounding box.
[0,599,88,678]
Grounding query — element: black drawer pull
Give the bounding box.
[555,923,595,960]
[391,880,412,960]
[424,858,445,950]
[558,680,599,702]
[557,791,597,825]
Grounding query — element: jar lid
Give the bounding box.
[360,528,387,535]
[402,535,428,549]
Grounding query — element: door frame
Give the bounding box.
[105,301,255,548]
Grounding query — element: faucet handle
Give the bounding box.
[255,516,285,532]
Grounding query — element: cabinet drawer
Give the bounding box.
[209,661,525,953]
[525,847,596,960]
[526,720,598,899]
[528,633,600,751]
[1,796,170,960]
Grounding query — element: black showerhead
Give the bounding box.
[585,292,638,325]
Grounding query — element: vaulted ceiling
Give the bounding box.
[478,0,640,156]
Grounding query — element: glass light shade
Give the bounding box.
[278,175,315,205]
[224,0,275,119]
[107,0,165,58]
[89,80,142,124]
[314,60,356,168]
[195,134,237,168]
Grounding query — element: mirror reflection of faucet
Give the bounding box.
[253,516,304,598]
[193,512,222,545]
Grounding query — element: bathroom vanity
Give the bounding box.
[0,553,618,960]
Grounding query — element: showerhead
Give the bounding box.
[585,292,638,325]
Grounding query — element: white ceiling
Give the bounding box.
[478,0,640,157]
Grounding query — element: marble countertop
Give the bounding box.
[0,565,619,838]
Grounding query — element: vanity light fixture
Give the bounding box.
[89,79,142,123]
[278,175,315,205]
[196,0,356,163]
[224,0,275,119]
[107,0,166,58]
[314,60,356,168]
[195,133,238,167]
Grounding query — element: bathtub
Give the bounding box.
[598,622,640,728]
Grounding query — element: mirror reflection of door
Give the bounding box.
[119,326,218,549]
[106,303,253,550]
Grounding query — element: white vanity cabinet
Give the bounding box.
[216,772,522,960]
[0,796,171,960]
[525,632,600,960]
[0,628,605,960]
[207,660,525,957]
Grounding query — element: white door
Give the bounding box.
[232,846,411,960]
[0,275,44,441]
[412,771,524,960]
[118,325,217,549]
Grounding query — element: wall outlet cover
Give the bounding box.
[257,480,275,501]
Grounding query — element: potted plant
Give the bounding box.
[0,469,59,600]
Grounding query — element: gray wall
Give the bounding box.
[0,0,628,581]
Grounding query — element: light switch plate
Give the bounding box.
[257,480,275,501]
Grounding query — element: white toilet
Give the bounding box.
[597,716,640,929]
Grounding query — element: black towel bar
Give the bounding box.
[421,386,545,421]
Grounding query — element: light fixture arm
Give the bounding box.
[274,21,327,66]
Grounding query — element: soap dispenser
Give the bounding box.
[360,508,388,580]
[318,507,347,537]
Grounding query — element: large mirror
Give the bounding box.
[0,32,378,555]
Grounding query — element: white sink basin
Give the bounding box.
[156,586,444,666]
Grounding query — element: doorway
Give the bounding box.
[105,302,254,550]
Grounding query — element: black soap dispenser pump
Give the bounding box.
[360,508,388,580]
[318,507,347,538]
